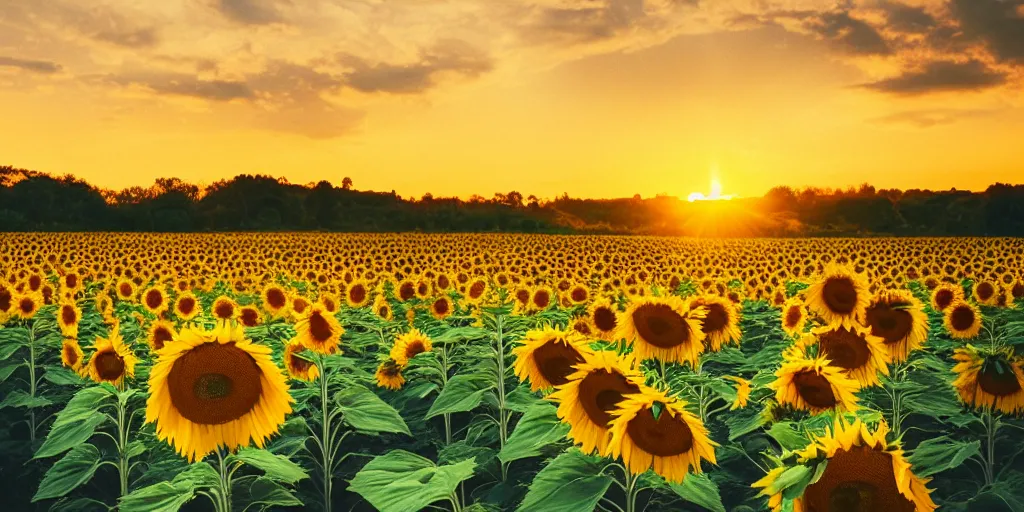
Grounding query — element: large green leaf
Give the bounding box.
[335,385,411,435]
[0,339,24,361]
[35,386,115,458]
[32,444,102,502]
[516,450,614,512]
[723,406,767,441]
[119,481,197,512]
[172,462,220,489]
[42,366,84,386]
[232,448,308,485]
[668,473,726,512]
[348,450,476,512]
[0,389,52,410]
[498,402,569,464]
[505,385,542,413]
[908,436,980,477]
[425,374,494,419]
[767,422,810,451]
[0,361,22,384]
[245,477,303,510]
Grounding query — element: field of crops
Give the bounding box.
[1,233,1023,512]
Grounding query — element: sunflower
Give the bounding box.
[174,291,201,322]
[615,296,706,367]
[724,375,751,410]
[238,305,262,327]
[512,325,594,391]
[570,315,596,338]
[145,323,293,462]
[61,337,85,372]
[549,350,646,456]
[56,299,81,338]
[952,345,1024,414]
[318,292,340,314]
[753,417,936,512]
[375,359,406,390]
[429,295,453,320]
[88,326,139,387]
[261,284,290,318]
[0,286,13,318]
[780,297,807,338]
[290,296,311,319]
[810,323,891,388]
[944,300,982,340]
[930,282,962,312]
[147,320,177,352]
[864,290,929,363]
[141,285,169,315]
[465,278,488,304]
[805,265,870,327]
[114,278,136,302]
[211,296,238,322]
[972,280,998,306]
[346,280,371,308]
[283,340,319,382]
[294,304,344,355]
[529,285,553,312]
[607,387,717,484]
[14,293,41,320]
[390,328,433,366]
[567,284,590,305]
[771,354,860,414]
[690,294,741,351]
[396,279,416,302]
[372,295,393,321]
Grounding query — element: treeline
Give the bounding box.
[2,165,1023,236]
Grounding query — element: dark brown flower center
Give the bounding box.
[349,284,367,304]
[532,339,584,387]
[793,370,837,409]
[817,327,872,371]
[978,358,1022,397]
[153,327,173,350]
[933,289,954,311]
[702,302,729,334]
[949,305,976,332]
[214,301,235,319]
[594,306,617,332]
[803,445,914,512]
[822,277,858,315]
[61,305,78,326]
[632,303,689,348]
[167,342,262,425]
[63,343,79,366]
[578,370,641,428]
[399,282,416,301]
[240,308,259,327]
[266,288,287,309]
[94,351,126,381]
[178,297,196,315]
[626,407,694,457]
[571,287,588,303]
[404,340,426,360]
[19,297,35,314]
[865,304,913,344]
[308,311,334,342]
[289,352,313,373]
[469,281,486,299]
[976,282,995,301]
[145,290,163,310]
[532,290,550,309]
[119,283,132,297]
[785,306,804,329]
[433,298,450,315]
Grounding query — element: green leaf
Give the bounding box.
[425,374,494,419]
[498,403,569,464]
[245,477,303,510]
[908,436,981,477]
[48,497,110,512]
[119,481,197,512]
[0,361,23,384]
[764,464,813,496]
[767,422,810,451]
[42,366,84,386]
[349,450,477,512]
[125,440,147,460]
[335,385,411,435]
[516,450,614,512]
[32,444,102,502]
[668,473,726,512]
[0,340,23,361]
[724,406,767,441]
[0,389,52,410]
[232,448,308,485]
[172,462,220,490]
[505,384,541,413]
[35,413,108,459]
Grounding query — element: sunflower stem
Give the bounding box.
[115,387,131,497]
[623,469,641,512]
[982,407,999,487]
[317,355,334,512]
[493,312,510,481]
[27,321,37,442]
[439,343,453,445]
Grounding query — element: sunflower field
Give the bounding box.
[2,233,1024,512]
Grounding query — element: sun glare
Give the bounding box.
[688,176,735,202]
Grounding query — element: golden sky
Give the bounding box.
[1,0,1022,199]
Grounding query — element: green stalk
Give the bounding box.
[116,389,130,497]
[318,356,334,512]
[493,313,510,481]
[440,343,452,445]
[215,449,232,512]
[28,321,37,442]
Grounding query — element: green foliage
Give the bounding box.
[33,444,102,502]
[348,450,476,512]
[335,385,412,435]
[498,402,569,464]
[517,450,614,512]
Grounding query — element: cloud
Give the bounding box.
[215,0,283,25]
[0,56,62,73]
[950,0,1024,64]
[871,108,993,128]
[339,40,492,94]
[878,1,937,34]
[806,10,892,55]
[93,27,159,49]
[862,59,1007,95]
[102,73,253,101]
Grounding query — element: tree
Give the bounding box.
[342,177,353,190]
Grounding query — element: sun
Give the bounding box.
[688,174,736,202]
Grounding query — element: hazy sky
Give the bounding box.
[1,0,1022,199]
